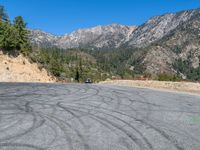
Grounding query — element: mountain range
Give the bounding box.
[30,8,200,80]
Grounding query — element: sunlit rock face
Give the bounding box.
[30,24,137,49]
[30,9,199,49]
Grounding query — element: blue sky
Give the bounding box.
[1,0,200,35]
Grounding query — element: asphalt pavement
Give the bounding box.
[0,83,200,150]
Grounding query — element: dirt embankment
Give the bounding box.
[100,80,200,95]
[0,53,56,83]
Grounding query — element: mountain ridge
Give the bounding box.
[30,8,199,49]
[29,7,200,80]
[30,24,138,49]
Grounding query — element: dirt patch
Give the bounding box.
[100,80,200,96]
[0,53,56,83]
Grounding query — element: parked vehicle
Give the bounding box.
[85,78,92,84]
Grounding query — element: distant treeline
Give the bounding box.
[29,47,109,82]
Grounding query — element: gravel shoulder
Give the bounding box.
[100,80,200,96]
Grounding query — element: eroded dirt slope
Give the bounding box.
[0,53,55,82]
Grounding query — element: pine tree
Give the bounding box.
[0,5,13,51]
[13,16,30,55]
[75,70,80,82]
[0,5,9,22]
[0,21,16,51]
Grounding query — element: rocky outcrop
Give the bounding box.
[127,9,197,47]
[30,24,137,49]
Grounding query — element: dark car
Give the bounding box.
[85,78,92,84]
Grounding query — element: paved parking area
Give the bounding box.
[0,83,200,150]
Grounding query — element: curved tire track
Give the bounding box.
[0,83,200,150]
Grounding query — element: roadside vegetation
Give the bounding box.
[173,58,200,81]
[29,47,110,82]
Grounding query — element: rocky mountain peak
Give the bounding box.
[127,9,197,47]
[29,8,200,50]
[30,24,137,49]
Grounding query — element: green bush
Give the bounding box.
[173,58,200,81]
[157,73,180,81]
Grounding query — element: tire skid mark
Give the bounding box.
[143,114,200,144]
[112,90,152,121]
[64,106,145,150]
[121,90,200,144]
[0,142,45,150]
[42,121,59,147]
[23,102,74,150]
[89,116,138,150]
[60,104,153,150]
[65,102,185,150]
[73,87,100,102]
[37,114,74,150]
[0,104,45,142]
[111,89,197,149]
[57,102,87,127]
[0,84,199,150]
[40,113,90,150]
[0,115,25,133]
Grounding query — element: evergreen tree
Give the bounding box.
[0,21,16,51]
[0,5,13,51]
[13,16,30,55]
[75,70,80,82]
[0,5,9,22]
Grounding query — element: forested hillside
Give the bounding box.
[1,4,200,82]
